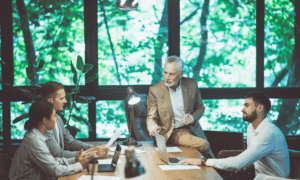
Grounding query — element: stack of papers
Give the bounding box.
[158,165,200,170]
[77,175,122,180]
[155,147,183,152]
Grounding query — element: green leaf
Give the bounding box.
[13,113,29,124]
[71,115,92,132]
[76,55,84,70]
[21,101,35,104]
[76,96,96,102]
[82,64,94,73]
[0,81,11,86]
[18,88,37,100]
[73,102,81,112]
[65,92,72,109]
[36,59,45,72]
[70,61,78,85]
[66,126,80,137]
[85,73,98,83]
[75,96,88,103]
[26,65,35,83]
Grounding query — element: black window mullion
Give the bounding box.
[256,0,265,90]
[84,0,98,140]
[168,0,180,56]
[1,0,13,145]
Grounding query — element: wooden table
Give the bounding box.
[59,141,223,180]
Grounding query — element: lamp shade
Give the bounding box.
[127,87,140,105]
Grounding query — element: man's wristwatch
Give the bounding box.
[201,158,207,166]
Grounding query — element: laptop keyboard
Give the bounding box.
[169,157,180,163]
[98,165,114,171]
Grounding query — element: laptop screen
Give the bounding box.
[111,143,121,166]
[155,133,169,164]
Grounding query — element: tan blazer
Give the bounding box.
[147,77,214,157]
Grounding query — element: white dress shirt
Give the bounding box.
[9,128,82,180]
[206,116,290,178]
[168,79,186,128]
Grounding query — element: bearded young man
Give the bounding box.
[147,55,214,158]
[179,91,290,178]
[42,82,108,158]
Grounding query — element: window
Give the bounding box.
[98,0,168,85]
[96,100,128,138]
[180,0,256,87]
[11,102,30,139]
[13,0,85,86]
[264,0,296,87]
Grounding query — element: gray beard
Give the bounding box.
[243,110,257,123]
[164,78,180,87]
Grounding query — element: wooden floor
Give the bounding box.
[58,141,223,180]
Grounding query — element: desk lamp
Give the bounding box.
[123,87,141,146]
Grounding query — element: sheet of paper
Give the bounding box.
[77,175,122,180]
[107,152,140,157]
[155,147,183,152]
[109,145,146,154]
[105,129,121,148]
[98,159,122,164]
[158,165,200,170]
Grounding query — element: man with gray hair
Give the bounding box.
[147,55,214,158]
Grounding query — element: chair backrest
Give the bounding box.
[204,131,245,157]
[0,153,12,180]
[124,94,152,141]
[289,149,300,179]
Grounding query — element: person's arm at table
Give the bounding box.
[29,139,95,177]
[179,127,276,171]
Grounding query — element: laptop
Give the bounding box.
[155,133,187,165]
[88,143,122,172]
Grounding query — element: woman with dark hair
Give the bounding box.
[9,101,96,180]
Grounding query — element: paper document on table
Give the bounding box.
[109,145,146,154]
[155,147,182,152]
[98,159,122,164]
[77,175,122,180]
[159,165,200,170]
[107,151,140,157]
[105,129,121,148]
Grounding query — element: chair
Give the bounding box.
[124,94,152,141]
[289,149,300,179]
[0,153,12,180]
[204,131,245,157]
[216,149,300,180]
